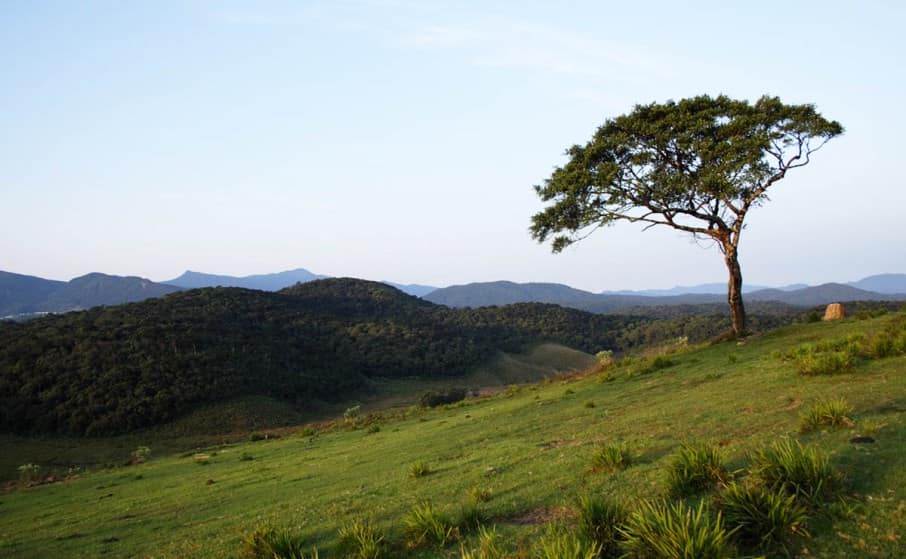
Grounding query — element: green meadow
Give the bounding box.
[1,313,904,558]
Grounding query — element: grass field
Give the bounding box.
[0,314,904,558]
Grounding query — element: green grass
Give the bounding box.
[1,313,905,558]
[620,500,734,559]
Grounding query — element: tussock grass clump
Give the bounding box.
[620,500,734,559]
[467,486,492,503]
[717,481,808,555]
[575,494,628,558]
[337,518,386,559]
[408,461,431,478]
[531,527,601,559]
[403,502,457,548]
[665,442,729,497]
[751,439,842,505]
[459,526,508,559]
[800,398,854,432]
[241,525,319,559]
[457,502,487,532]
[591,442,632,473]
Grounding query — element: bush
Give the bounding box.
[796,349,857,375]
[131,446,151,464]
[337,518,386,559]
[17,463,41,483]
[665,442,729,497]
[531,528,601,559]
[420,387,467,408]
[591,442,632,473]
[403,502,456,548]
[800,398,854,432]
[241,525,319,559]
[408,461,431,478]
[620,500,734,559]
[717,481,808,555]
[751,439,843,505]
[239,451,254,461]
[575,494,627,558]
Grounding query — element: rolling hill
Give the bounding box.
[1,310,904,558]
[0,278,797,436]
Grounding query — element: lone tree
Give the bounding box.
[531,95,842,336]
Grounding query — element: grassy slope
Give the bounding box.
[0,316,904,558]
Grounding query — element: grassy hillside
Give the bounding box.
[1,312,903,558]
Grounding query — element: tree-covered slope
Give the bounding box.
[0,278,795,436]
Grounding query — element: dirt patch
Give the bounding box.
[501,505,572,525]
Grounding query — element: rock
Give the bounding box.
[823,303,845,321]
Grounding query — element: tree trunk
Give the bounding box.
[723,244,746,337]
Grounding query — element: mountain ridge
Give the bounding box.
[425,279,906,312]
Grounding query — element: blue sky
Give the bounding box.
[2,1,904,291]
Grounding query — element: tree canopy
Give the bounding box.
[531,94,843,335]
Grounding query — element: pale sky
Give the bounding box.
[2,1,904,291]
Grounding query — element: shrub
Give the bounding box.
[800,398,854,432]
[131,446,151,464]
[575,494,627,558]
[337,518,386,559]
[408,461,431,478]
[596,350,614,367]
[665,442,729,497]
[717,481,808,555]
[531,528,601,559]
[459,526,507,559]
[239,451,254,461]
[591,442,632,473]
[403,502,456,548]
[344,405,362,427]
[17,463,41,483]
[241,525,319,559]
[420,387,467,408]
[249,432,266,442]
[641,356,675,375]
[751,439,843,505]
[366,423,381,434]
[796,349,856,375]
[620,500,734,559]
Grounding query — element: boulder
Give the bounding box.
[823,303,845,321]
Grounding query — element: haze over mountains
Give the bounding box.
[423,279,906,312]
[2,267,906,318]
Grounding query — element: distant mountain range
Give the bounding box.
[424,277,906,312]
[0,271,180,316]
[165,268,328,291]
[3,268,906,318]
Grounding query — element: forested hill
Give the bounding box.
[0,278,790,436]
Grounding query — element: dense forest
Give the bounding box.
[0,278,795,436]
